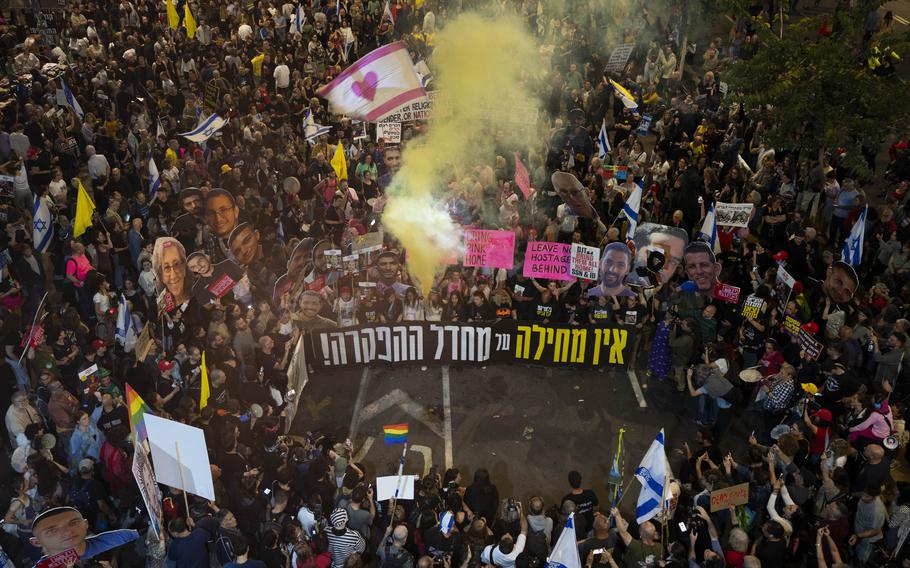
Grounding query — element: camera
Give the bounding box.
[506,498,518,514]
[687,510,706,532]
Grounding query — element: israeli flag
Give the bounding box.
[415,60,433,89]
[842,205,867,265]
[383,0,395,24]
[32,196,53,253]
[59,78,84,120]
[303,109,332,144]
[148,152,161,203]
[115,294,137,350]
[291,3,305,34]
[597,118,610,160]
[622,182,642,240]
[697,203,721,254]
[179,113,229,143]
[546,513,581,568]
[634,429,669,524]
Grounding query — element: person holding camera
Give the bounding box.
[480,501,527,568]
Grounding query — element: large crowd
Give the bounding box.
[1,0,910,566]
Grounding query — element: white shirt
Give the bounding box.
[139,269,157,296]
[88,154,111,180]
[274,64,291,88]
[94,292,111,313]
[48,178,67,201]
[481,534,526,568]
[297,506,317,534]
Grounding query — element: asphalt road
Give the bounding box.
[290,361,710,516]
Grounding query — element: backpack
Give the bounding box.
[68,479,93,510]
[524,529,549,563]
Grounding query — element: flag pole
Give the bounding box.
[18,292,48,366]
[613,476,638,507]
[393,441,408,499]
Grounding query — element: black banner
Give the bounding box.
[307,322,634,370]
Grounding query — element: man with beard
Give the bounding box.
[588,242,634,297]
[296,291,337,330]
[372,251,410,297]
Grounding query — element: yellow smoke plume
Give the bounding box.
[383,11,541,295]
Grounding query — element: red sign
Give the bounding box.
[713,282,741,304]
[20,323,45,349]
[36,548,80,568]
[207,273,238,298]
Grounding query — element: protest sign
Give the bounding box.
[376,475,417,500]
[204,81,221,109]
[135,324,153,362]
[132,448,163,539]
[343,254,359,274]
[741,295,766,319]
[78,364,98,382]
[718,82,729,97]
[713,282,741,304]
[798,329,823,361]
[144,414,215,501]
[325,249,342,270]
[523,241,572,281]
[309,321,635,370]
[776,265,796,289]
[710,483,749,512]
[463,229,515,269]
[35,548,79,568]
[380,90,447,122]
[604,43,635,73]
[784,315,802,337]
[570,244,599,280]
[635,114,652,137]
[376,121,401,143]
[514,153,531,199]
[715,202,754,227]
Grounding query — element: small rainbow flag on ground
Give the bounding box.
[126,383,151,451]
[383,423,408,445]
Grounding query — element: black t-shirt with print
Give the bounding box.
[358,302,379,324]
[532,297,558,322]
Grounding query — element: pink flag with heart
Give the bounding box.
[316,41,426,123]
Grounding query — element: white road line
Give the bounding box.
[358,388,444,437]
[348,367,372,440]
[440,366,454,469]
[627,370,648,408]
[410,445,434,477]
[353,436,374,462]
[894,14,909,25]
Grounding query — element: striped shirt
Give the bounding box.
[327,528,366,568]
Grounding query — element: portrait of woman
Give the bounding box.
[153,237,192,307]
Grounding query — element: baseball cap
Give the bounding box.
[78,458,94,473]
[330,508,348,529]
[91,339,107,350]
[812,409,833,422]
[158,360,175,372]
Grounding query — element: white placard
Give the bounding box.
[376,475,417,501]
[570,243,600,280]
[604,43,635,73]
[144,414,215,501]
[715,202,754,228]
[376,121,401,143]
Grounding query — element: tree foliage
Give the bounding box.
[722,4,910,175]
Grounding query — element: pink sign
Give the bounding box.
[523,241,572,281]
[514,153,531,199]
[713,282,741,304]
[36,548,80,568]
[463,229,515,269]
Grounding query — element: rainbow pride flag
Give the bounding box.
[383,423,408,445]
[126,383,151,451]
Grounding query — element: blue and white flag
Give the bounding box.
[303,109,332,144]
[415,60,433,89]
[597,118,610,160]
[179,113,229,143]
[546,513,581,568]
[842,205,867,265]
[622,182,642,240]
[32,196,53,253]
[115,294,137,350]
[290,3,306,34]
[383,0,394,24]
[697,203,721,254]
[58,79,84,120]
[634,429,669,524]
[148,152,161,203]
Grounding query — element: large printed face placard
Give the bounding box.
[684,241,722,295]
[153,237,192,307]
[552,171,595,218]
[204,188,240,239]
[588,242,635,298]
[625,224,688,288]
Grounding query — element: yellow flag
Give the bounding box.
[251,53,265,77]
[73,180,95,238]
[184,4,197,39]
[165,0,179,30]
[200,351,210,410]
[330,142,347,180]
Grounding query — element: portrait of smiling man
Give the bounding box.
[684,241,722,294]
